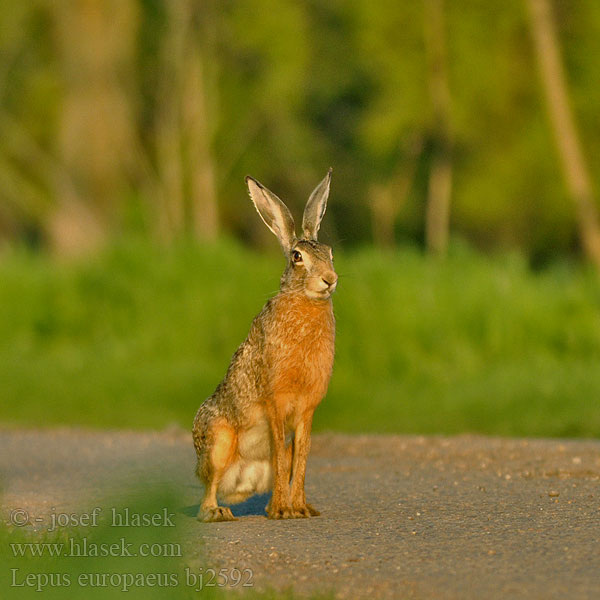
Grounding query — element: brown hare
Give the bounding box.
[193,169,337,521]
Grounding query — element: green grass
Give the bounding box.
[1,238,599,437]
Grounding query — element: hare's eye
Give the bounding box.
[292,250,303,263]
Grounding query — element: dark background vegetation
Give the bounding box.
[1,0,599,436]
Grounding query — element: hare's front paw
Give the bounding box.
[292,503,321,518]
[267,503,295,520]
[197,506,237,522]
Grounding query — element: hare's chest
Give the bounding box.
[268,301,335,405]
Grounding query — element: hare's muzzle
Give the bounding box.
[321,270,338,293]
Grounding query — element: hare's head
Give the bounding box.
[246,169,337,300]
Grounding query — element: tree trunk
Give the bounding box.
[155,0,219,242]
[155,1,187,240]
[526,0,600,269]
[51,0,139,254]
[184,3,219,242]
[424,0,453,256]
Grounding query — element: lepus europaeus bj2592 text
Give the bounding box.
[193,170,337,521]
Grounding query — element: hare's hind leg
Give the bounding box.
[196,420,238,522]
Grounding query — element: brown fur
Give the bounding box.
[270,293,335,412]
[192,171,336,521]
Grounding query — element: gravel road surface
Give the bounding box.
[1,428,599,599]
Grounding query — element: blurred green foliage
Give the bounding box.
[1,487,187,599]
[1,1,600,261]
[2,2,600,438]
[1,240,599,437]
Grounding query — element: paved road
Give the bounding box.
[1,428,599,599]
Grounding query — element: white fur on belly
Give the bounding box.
[218,459,272,504]
[238,421,271,460]
[217,421,273,504]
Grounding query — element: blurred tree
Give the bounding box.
[526,0,600,269]
[368,135,423,248]
[0,1,57,245]
[0,0,599,262]
[424,0,453,256]
[353,0,428,247]
[153,0,219,242]
[50,0,141,254]
[214,0,315,246]
[444,1,576,262]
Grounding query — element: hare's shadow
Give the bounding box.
[182,493,271,519]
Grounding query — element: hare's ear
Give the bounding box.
[302,168,332,240]
[246,176,296,254]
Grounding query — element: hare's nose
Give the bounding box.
[321,271,338,288]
